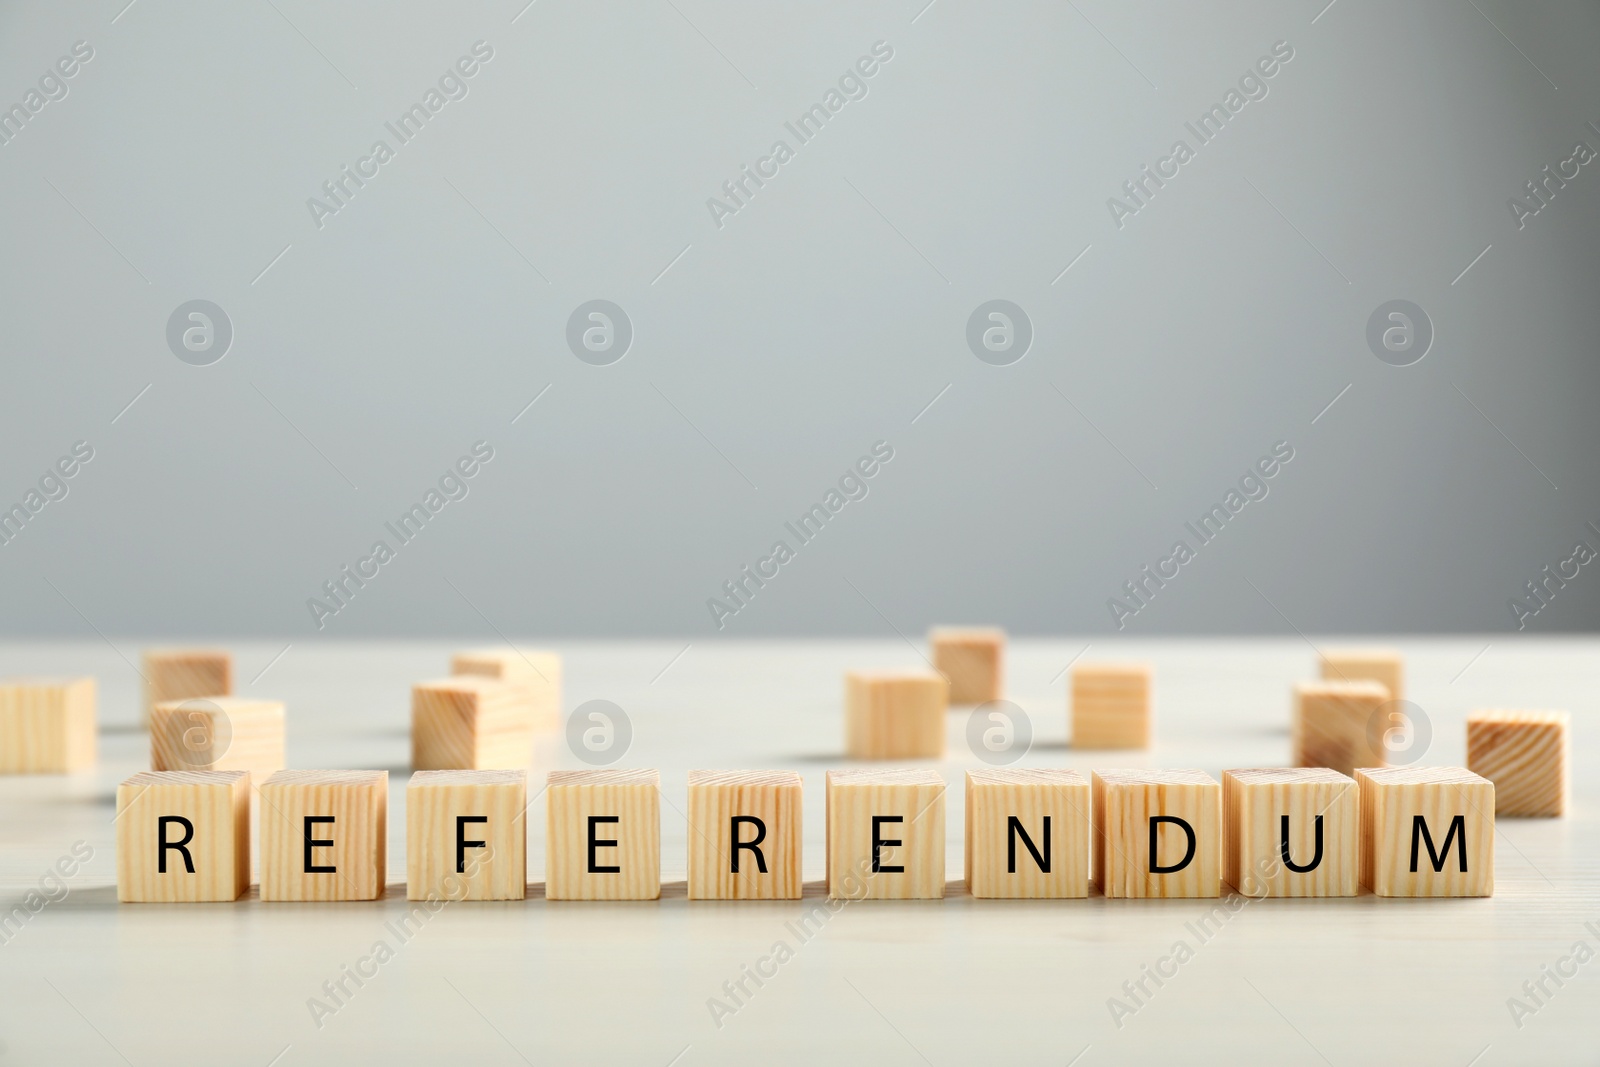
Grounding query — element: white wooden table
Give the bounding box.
[0,638,1593,1065]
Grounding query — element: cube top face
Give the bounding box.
[0,675,94,690]
[406,769,527,901]
[0,676,96,772]
[827,769,946,900]
[549,768,659,789]
[1467,709,1569,817]
[546,769,660,900]
[150,697,285,774]
[259,770,388,901]
[1356,766,1494,897]
[451,648,560,683]
[410,768,527,788]
[1073,662,1151,687]
[1295,679,1389,702]
[846,670,948,692]
[1093,769,1221,898]
[1222,768,1358,897]
[1319,649,1403,698]
[928,626,1005,642]
[117,770,249,902]
[687,770,802,900]
[415,675,516,700]
[965,769,1089,899]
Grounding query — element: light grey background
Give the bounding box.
[2,0,1597,639]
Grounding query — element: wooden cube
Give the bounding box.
[259,770,387,901]
[1222,768,1358,897]
[151,697,285,777]
[1320,648,1403,703]
[1071,663,1150,749]
[1357,766,1494,897]
[930,627,1004,704]
[1467,710,1569,817]
[1093,769,1220,898]
[406,770,527,901]
[0,677,95,773]
[142,649,232,722]
[451,648,561,729]
[826,769,945,900]
[116,770,249,902]
[412,677,534,770]
[1293,681,1388,776]
[687,770,802,900]
[545,769,659,901]
[844,672,947,759]
[965,768,1089,899]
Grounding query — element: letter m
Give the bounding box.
[1410,814,1467,873]
[0,104,29,138]
[397,504,430,537]
[0,505,29,537]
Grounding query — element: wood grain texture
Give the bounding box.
[1093,769,1220,898]
[1293,680,1388,776]
[845,672,948,759]
[406,770,526,901]
[1320,648,1403,703]
[965,768,1089,899]
[150,697,284,777]
[451,648,561,730]
[259,770,387,901]
[1222,768,1357,897]
[142,649,232,723]
[116,770,249,902]
[1071,663,1150,749]
[1357,766,1494,897]
[687,770,802,900]
[1467,709,1568,817]
[826,768,945,900]
[412,677,534,770]
[545,769,660,901]
[930,627,1004,705]
[0,677,95,773]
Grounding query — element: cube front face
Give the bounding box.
[1071,664,1150,749]
[407,770,527,901]
[1320,649,1403,703]
[930,629,1004,705]
[142,650,232,721]
[1222,768,1357,897]
[546,770,660,900]
[687,771,802,900]
[451,649,562,729]
[1293,682,1388,776]
[1357,767,1494,897]
[826,769,945,900]
[1467,710,1569,817]
[845,673,948,760]
[965,769,1089,899]
[116,771,249,902]
[151,697,285,777]
[0,677,95,773]
[259,771,388,901]
[412,678,533,771]
[1093,770,1220,898]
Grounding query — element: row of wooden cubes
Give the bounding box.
[116,763,1496,903]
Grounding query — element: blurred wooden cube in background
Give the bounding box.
[845,672,948,760]
[142,649,232,723]
[930,627,1004,705]
[0,676,96,773]
[1071,663,1150,749]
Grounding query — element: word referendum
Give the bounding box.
[706,40,895,229]
[1508,136,1596,231]
[707,440,895,629]
[307,41,495,230]
[1509,521,1600,630]
[307,441,495,629]
[1108,441,1295,629]
[1106,39,1295,229]
[0,440,95,548]
[0,40,94,148]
